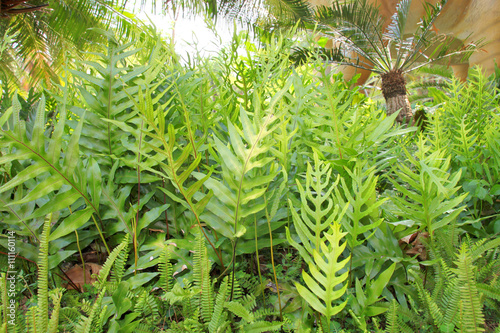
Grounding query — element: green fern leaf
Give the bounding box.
[389,137,467,236]
[208,277,229,333]
[286,152,348,265]
[74,288,106,333]
[36,212,58,332]
[95,234,130,291]
[243,320,284,332]
[334,160,386,250]
[0,92,107,260]
[453,243,485,332]
[294,221,350,320]
[159,243,174,292]
[194,231,214,324]
[48,288,65,333]
[411,269,445,326]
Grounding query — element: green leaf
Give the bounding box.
[293,222,350,320]
[87,157,102,208]
[367,262,396,304]
[49,208,93,241]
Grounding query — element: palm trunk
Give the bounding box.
[381,70,412,123]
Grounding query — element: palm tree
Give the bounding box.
[290,0,481,123]
[0,0,145,92]
[0,0,47,16]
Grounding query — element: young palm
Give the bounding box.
[293,0,480,123]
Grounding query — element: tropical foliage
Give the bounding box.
[288,0,482,122]
[0,3,499,332]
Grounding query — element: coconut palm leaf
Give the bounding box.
[0,0,141,91]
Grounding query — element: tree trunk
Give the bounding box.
[381,70,412,123]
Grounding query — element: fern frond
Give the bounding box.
[208,277,229,333]
[385,300,417,333]
[48,288,65,333]
[95,305,108,333]
[59,307,81,331]
[159,243,173,292]
[243,320,284,332]
[385,300,399,333]
[451,117,480,167]
[95,234,130,291]
[194,231,213,324]
[453,243,485,332]
[74,288,106,333]
[389,137,467,236]
[476,283,500,302]
[471,237,500,261]
[334,160,386,250]
[25,306,37,333]
[200,103,285,241]
[134,290,159,318]
[294,222,350,320]
[226,301,254,323]
[111,235,130,284]
[238,293,257,311]
[410,269,444,326]
[137,83,220,265]
[36,212,58,333]
[69,30,147,167]
[440,277,460,328]
[0,90,108,260]
[286,152,348,265]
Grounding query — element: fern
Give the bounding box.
[207,277,230,333]
[69,30,147,167]
[25,306,37,333]
[110,234,130,284]
[226,293,283,332]
[100,159,167,239]
[401,228,499,332]
[426,67,499,219]
[48,288,65,333]
[242,320,283,333]
[193,230,214,324]
[286,152,348,265]
[159,242,174,292]
[199,103,286,242]
[334,160,386,250]
[59,307,81,332]
[134,290,159,319]
[36,212,58,333]
[199,86,291,296]
[95,234,130,291]
[293,222,350,323]
[453,243,485,332]
[74,288,106,333]
[384,300,414,333]
[389,136,467,237]
[163,234,283,332]
[136,84,221,266]
[410,270,446,326]
[0,91,108,258]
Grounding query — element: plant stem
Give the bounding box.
[265,195,283,321]
[254,215,266,306]
[75,230,85,287]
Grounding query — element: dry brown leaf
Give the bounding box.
[405,232,429,261]
[62,263,102,290]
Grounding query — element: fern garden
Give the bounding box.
[1,8,500,333]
